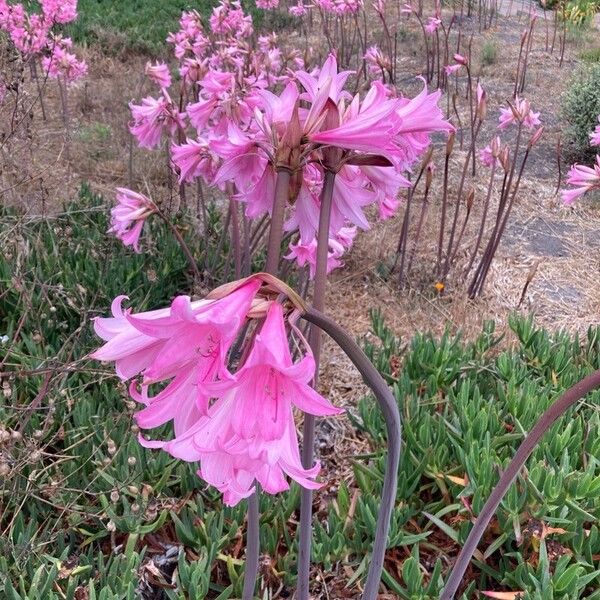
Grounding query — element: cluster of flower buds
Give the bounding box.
[0,0,86,84]
[92,275,343,505]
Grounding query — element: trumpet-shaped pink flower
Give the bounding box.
[285,227,356,277]
[150,303,342,505]
[171,138,219,184]
[479,137,502,168]
[289,1,309,16]
[40,0,78,24]
[308,81,402,162]
[209,0,253,37]
[41,37,87,83]
[92,279,262,436]
[561,155,600,205]
[425,17,441,33]
[498,97,541,130]
[364,46,391,77]
[590,116,600,147]
[145,61,172,89]
[129,95,185,149]
[107,188,157,252]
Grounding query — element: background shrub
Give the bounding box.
[561,62,600,158]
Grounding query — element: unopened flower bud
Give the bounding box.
[528,126,544,148]
[446,131,456,156]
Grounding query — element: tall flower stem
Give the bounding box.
[242,167,292,600]
[301,307,401,600]
[265,168,292,274]
[440,368,600,599]
[156,210,201,283]
[298,169,336,600]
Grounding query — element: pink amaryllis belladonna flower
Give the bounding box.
[561,155,600,205]
[498,97,540,130]
[145,61,172,89]
[151,302,343,505]
[590,116,600,147]
[108,188,157,252]
[91,278,262,436]
[129,94,185,149]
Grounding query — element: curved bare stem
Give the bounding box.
[440,368,600,599]
[301,307,401,600]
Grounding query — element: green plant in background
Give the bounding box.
[481,39,498,66]
[580,46,600,62]
[65,0,266,55]
[564,0,600,26]
[561,62,600,158]
[1,188,599,598]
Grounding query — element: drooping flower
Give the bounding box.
[41,36,87,83]
[171,138,219,184]
[590,116,600,147]
[479,137,502,168]
[107,188,157,252]
[256,0,279,8]
[425,16,441,34]
[145,61,172,89]
[289,1,309,16]
[498,97,541,130]
[364,45,391,78]
[92,279,262,436]
[561,155,600,205]
[129,94,185,149]
[285,227,356,277]
[150,302,342,505]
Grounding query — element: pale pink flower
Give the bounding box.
[40,0,78,24]
[171,138,219,184]
[561,155,600,205]
[41,38,87,83]
[444,63,462,76]
[256,0,279,8]
[151,303,342,505]
[289,1,309,16]
[308,81,402,162]
[393,81,454,169]
[108,188,157,252]
[209,0,253,37]
[372,0,386,15]
[590,116,600,147]
[92,279,262,437]
[425,16,441,34]
[498,97,541,130]
[129,95,185,149]
[364,45,391,77]
[145,61,172,89]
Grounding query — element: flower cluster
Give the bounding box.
[562,156,600,205]
[498,96,541,130]
[107,188,157,253]
[125,5,451,277]
[92,277,342,505]
[0,0,86,83]
[590,115,600,147]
